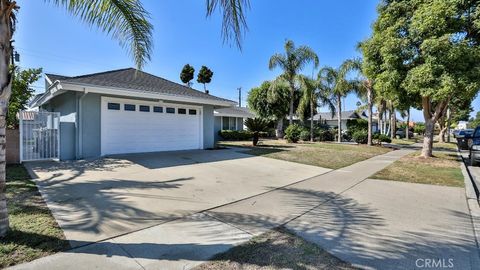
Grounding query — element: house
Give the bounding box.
[29,68,236,160]
[311,110,378,131]
[213,107,254,140]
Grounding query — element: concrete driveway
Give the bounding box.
[25,149,330,246]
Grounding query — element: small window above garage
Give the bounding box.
[153,106,163,113]
[166,107,175,114]
[139,105,150,112]
[189,109,197,115]
[178,108,186,114]
[108,102,120,110]
[124,104,135,111]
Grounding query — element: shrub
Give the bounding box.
[373,133,391,145]
[285,124,303,143]
[315,129,334,141]
[218,130,252,140]
[414,123,426,135]
[352,130,368,144]
[300,130,311,141]
[346,119,368,134]
[245,118,270,146]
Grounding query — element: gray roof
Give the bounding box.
[312,110,366,121]
[45,68,234,103]
[214,107,254,118]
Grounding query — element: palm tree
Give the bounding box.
[269,40,319,125]
[348,58,375,145]
[297,75,335,142]
[245,118,270,146]
[0,0,249,237]
[318,60,356,142]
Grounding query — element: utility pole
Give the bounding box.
[237,87,242,107]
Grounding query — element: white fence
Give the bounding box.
[19,111,60,162]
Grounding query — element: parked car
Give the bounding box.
[395,128,413,139]
[469,127,480,166]
[456,129,474,150]
[453,130,461,138]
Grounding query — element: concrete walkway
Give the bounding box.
[11,149,480,270]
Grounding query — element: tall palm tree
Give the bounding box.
[348,58,375,145]
[318,60,356,142]
[269,40,319,125]
[297,75,335,142]
[0,0,249,237]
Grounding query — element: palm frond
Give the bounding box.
[48,0,153,69]
[268,53,287,70]
[297,45,319,69]
[206,0,250,50]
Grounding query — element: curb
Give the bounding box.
[458,150,480,259]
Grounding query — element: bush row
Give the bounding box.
[218,130,268,140]
[285,124,336,143]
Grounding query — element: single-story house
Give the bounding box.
[311,110,378,132]
[213,107,254,140]
[30,68,237,160]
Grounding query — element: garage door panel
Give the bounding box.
[101,98,202,155]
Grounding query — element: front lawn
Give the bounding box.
[0,165,69,268]
[220,140,391,169]
[371,151,464,187]
[391,138,418,145]
[193,227,356,270]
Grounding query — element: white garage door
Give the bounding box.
[101,97,203,155]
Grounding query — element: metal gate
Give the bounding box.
[19,111,60,162]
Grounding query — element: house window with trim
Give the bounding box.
[222,117,237,130]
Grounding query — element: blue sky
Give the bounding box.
[14,0,479,121]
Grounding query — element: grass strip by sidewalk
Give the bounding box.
[0,165,69,268]
[371,151,464,187]
[220,140,391,170]
[193,227,356,270]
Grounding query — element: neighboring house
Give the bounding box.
[311,110,378,132]
[213,107,254,141]
[29,68,236,160]
[457,121,468,130]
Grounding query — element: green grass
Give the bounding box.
[371,151,464,187]
[0,165,69,268]
[392,138,418,145]
[433,142,458,151]
[193,227,356,270]
[220,140,391,169]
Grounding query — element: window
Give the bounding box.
[166,107,175,114]
[189,109,197,115]
[139,105,150,112]
[124,104,135,111]
[153,106,163,113]
[222,116,237,130]
[178,108,186,114]
[108,103,120,110]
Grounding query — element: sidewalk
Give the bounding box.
[11,148,479,270]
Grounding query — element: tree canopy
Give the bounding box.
[8,67,42,128]
[180,64,195,86]
[197,66,214,91]
[362,0,480,157]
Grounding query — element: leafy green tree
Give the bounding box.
[469,112,480,129]
[244,118,269,146]
[8,67,42,128]
[362,0,480,157]
[247,80,289,138]
[197,66,214,92]
[180,64,195,86]
[269,40,319,125]
[318,60,357,142]
[297,75,335,142]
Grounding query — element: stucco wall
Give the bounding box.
[203,105,215,148]
[79,93,101,158]
[45,92,77,160]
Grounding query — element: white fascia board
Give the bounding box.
[63,82,237,107]
[31,82,65,107]
[214,113,253,118]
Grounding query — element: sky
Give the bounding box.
[14,0,480,122]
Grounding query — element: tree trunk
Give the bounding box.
[337,94,342,143]
[310,98,314,142]
[288,81,295,125]
[422,118,435,157]
[421,96,449,158]
[0,2,15,237]
[275,118,284,139]
[390,108,396,140]
[386,110,391,138]
[406,108,410,140]
[367,87,373,146]
[446,108,451,143]
[438,126,447,143]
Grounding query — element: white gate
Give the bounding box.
[19,111,60,162]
